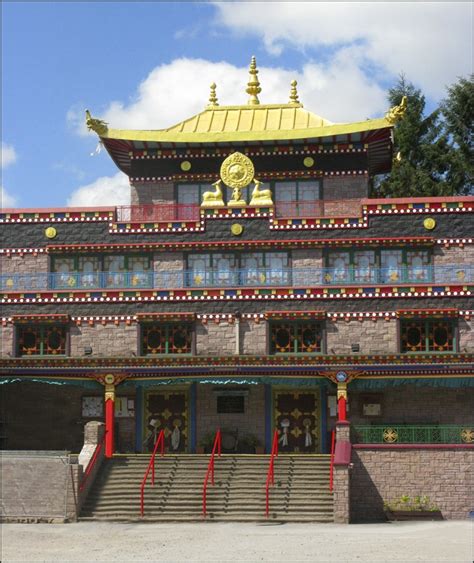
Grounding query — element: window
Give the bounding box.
[270,322,323,354]
[400,319,456,353]
[274,180,321,216]
[51,255,152,289]
[186,252,290,287]
[17,324,67,356]
[141,323,193,355]
[217,395,245,414]
[325,248,432,285]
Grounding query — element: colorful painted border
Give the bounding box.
[0,284,472,305]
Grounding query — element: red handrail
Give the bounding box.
[202,429,221,517]
[265,429,279,518]
[329,429,336,492]
[79,430,107,492]
[140,429,165,517]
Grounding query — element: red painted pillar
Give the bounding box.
[337,396,347,422]
[105,398,114,457]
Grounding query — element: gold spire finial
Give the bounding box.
[246,56,261,105]
[208,82,219,108]
[289,80,300,105]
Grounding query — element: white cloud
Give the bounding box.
[1,186,18,208]
[1,143,17,168]
[67,172,130,207]
[213,2,472,99]
[73,56,387,136]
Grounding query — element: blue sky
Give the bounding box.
[2,2,472,209]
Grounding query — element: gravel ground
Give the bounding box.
[1,521,473,562]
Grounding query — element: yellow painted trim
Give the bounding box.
[99,117,391,143]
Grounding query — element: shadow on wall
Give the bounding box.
[350,451,386,523]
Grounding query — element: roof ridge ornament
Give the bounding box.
[246,56,261,105]
[289,79,300,105]
[207,82,219,108]
[85,110,108,136]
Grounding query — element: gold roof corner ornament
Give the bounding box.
[85,109,108,136]
[207,82,219,108]
[385,96,408,124]
[246,56,261,106]
[289,80,300,105]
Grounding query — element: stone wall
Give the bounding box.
[196,321,236,356]
[326,319,398,355]
[0,452,82,522]
[130,182,175,206]
[69,324,138,357]
[0,324,14,357]
[195,385,266,449]
[3,317,472,358]
[1,382,135,453]
[0,253,49,276]
[326,386,474,430]
[350,446,474,521]
[240,320,267,355]
[459,318,473,353]
[322,176,368,201]
[154,251,184,288]
[433,245,474,266]
[292,249,323,285]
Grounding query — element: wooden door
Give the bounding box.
[273,390,320,453]
[144,390,188,452]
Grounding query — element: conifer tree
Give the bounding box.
[440,75,474,195]
[373,75,452,197]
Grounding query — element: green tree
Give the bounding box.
[373,75,453,198]
[440,75,474,195]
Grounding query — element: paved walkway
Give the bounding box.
[1,521,472,562]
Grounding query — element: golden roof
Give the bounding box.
[86,57,403,145]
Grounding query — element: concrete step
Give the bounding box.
[82,454,333,523]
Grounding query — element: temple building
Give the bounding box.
[1,57,473,523]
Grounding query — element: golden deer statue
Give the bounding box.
[201,180,225,207]
[249,179,273,206]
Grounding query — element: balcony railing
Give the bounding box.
[1,265,472,292]
[274,199,363,218]
[115,199,363,222]
[116,203,200,223]
[353,425,474,444]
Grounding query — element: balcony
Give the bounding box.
[116,203,200,223]
[115,199,363,222]
[1,265,472,292]
[353,425,474,444]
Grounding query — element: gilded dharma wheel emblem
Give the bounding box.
[220,152,255,190]
[383,427,398,443]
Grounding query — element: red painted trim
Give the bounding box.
[1,206,114,213]
[11,314,70,322]
[334,441,352,465]
[44,236,435,254]
[362,196,474,205]
[353,444,474,450]
[1,197,472,217]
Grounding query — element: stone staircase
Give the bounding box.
[80,454,333,522]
